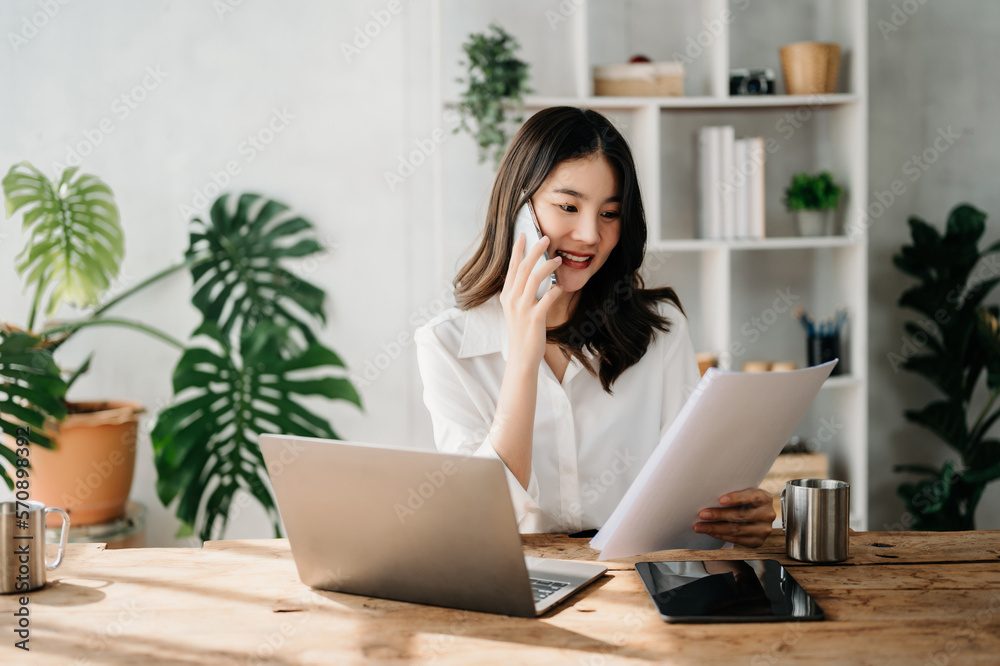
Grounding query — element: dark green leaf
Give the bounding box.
[904,400,968,453]
[183,193,328,343]
[151,323,360,541]
[0,332,67,469]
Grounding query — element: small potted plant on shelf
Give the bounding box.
[783,171,843,236]
[2,162,361,541]
[891,203,1000,530]
[454,23,531,168]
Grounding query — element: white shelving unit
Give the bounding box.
[432,0,868,529]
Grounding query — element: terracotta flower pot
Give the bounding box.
[30,400,144,528]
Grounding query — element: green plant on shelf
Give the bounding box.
[454,23,531,167]
[783,171,843,211]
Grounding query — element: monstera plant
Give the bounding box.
[2,161,359,540]
[152,194,361,540]
[0,331,67,489]
[1,161,140,499]
[892,203,1000,530]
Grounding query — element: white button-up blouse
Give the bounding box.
[414,295,701,534]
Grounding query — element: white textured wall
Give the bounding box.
[2,0,998,546]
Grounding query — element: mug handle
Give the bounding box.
[780,487,787,532]
[43,507,71,570]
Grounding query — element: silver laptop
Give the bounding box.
[259,434,607,617]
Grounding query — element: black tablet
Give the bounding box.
[635,559,825,623]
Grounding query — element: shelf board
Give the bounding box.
[648,236,861,252]
[443,94,860,111]
[822,375,863,389]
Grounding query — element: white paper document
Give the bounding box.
[590,360,837,560]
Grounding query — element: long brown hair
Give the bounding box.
[454,106,682,393]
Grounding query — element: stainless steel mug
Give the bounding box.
[781,479,849,563]
[1,500,70,593]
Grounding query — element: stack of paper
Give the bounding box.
[698,127,766,240]
[590,360,837,560]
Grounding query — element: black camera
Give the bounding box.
[729,68,776,95]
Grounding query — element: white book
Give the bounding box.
[747,137,766,239]
[733,138,749,239]
[718,125,735,239]
[697,126,721,239]
[590,360,837,560]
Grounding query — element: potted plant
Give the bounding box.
[783,171,843,236]
[891,203,1000,530]
[2,162,153,526]
[150,193,362,541]
[2,162,361,541]
[454,23,531,167]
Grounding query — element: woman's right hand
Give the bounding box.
[499,233,563,369]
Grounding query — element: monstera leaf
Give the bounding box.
[0,331,68,489]
[2,162,123,320]
[152,321,361,541]
[187,193,325,346]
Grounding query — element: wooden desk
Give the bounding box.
[3,531,999,664]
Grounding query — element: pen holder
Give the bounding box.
[807,334,841,375]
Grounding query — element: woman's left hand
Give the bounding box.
[692,488,776,548]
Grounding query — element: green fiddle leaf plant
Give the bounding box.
[891,203,1000,530]
[455,23,531,167]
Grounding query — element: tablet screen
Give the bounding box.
[635,559,824,623]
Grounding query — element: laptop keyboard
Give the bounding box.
[530,577,570,602]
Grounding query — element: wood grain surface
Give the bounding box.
[0,530,997,664]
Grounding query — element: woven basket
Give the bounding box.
[779,42,841,95]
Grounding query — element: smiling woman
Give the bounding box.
[414,107,776,545]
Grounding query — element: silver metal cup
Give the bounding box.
[1,500,70,593]
[780,479,849,563]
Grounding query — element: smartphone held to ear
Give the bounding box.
[514,200,557,300]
